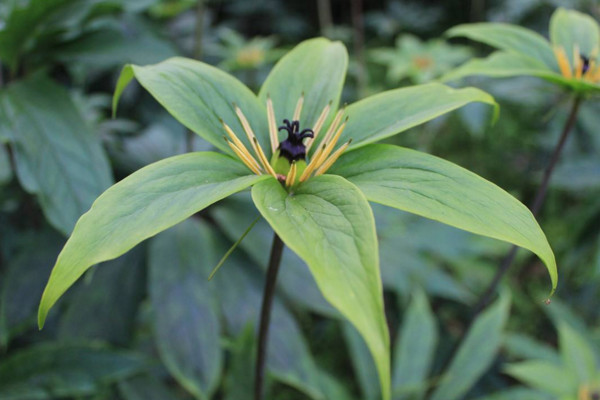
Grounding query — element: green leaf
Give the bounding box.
[557,322,597,384]
[446,23,556,68]
[550,8,600,67]
[149,219,222,399]
[340,83,497,150]
[57,249,145,345]
[504,361,577,396]
[209,235,325,399]
[258,38,348,132]
[393,289,438,400]
[119,375,185,400]
[0,0,74,71]
[343,323,380,400]
[431,294,510,400]
[330,144,557,292]
[1,75,113,235]
[470,388,555,400]
[0,144,11,185]
[0,343,145,399]
[113,58,269,156]
[252,175,390,400]
[38,152,266,328]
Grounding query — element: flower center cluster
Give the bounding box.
[554,45,600,83]
[221,94,351,187]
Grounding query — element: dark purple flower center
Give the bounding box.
[581,54,591,74]
[278,119,314,162]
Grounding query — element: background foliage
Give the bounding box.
[1,0,599,399]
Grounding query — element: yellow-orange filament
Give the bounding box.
[554,46,572,78]
[226,140,262,175]
[266,96,279,154]
[293,93,304,121]
[285,161,297,186]
[314,140,352,176]
[306,101,332,151]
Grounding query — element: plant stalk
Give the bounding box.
[187,0,205,153]
[472,96,582,315]
[254,232,284,400]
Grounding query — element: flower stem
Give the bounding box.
[472,95,582,315]
[254,232,284,400]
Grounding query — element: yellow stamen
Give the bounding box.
[293,93,304,121]
[306,101,331,151]
[574,45,583,79]
[222,121,262,170]
[285,161,297,186]
[266,96,279,154]
[235,105,276,176]
[311,120,347,171]
[554,46,572,78]
[253,138,277,177]
[226,140,262,175]
[319,107,346,150]
[314,140,352,176]
[299,143,327,182]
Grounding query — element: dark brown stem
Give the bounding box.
[350,0,367,98]
[317,0,333,35]
[254,233,284,400]
[187,0,205,153]
[472,96,582,315]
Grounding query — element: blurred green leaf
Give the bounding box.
[0,0,74,70]
[331,144,557,293]
[258,38,347,133]
[0,343,145,399]
[0,75,113,235]
[149,219,222,399]
[113,58,268,156]
[431,294,510,400]
[118,374,184,400]
[58,249,145,345]
[446,23,556,68]
[503,333,562,365]
[208,234,325,399]
[0,145,12,185]
[339,83,497,150]
[222,324,255,400]
[393,289,438,400]
[252,175,390,400]
[343,322,380,400]
[0,232,61,347]
[471,387,555,400]
[38,152,266,328]
[504,360,577,396]
[558,322,597,384]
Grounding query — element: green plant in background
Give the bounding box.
[443,8,600,95]
[207,28,282,72]
[505,321,600,400]
[443,7,599,311]
[370,34,471,84]
[35,36,559,399]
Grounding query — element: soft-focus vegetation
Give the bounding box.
[1,1,599,399]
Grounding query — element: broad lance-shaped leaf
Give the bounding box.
[258,38,348,132]
[38,152,267,328]
[431,294,510,400]
[446,23,556,69]
[113,58,268,156]
[149,220,222,399]
[1,75,113,235]
[330,144,557,292]
[339,83,498,150]
[252,176,391,400]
